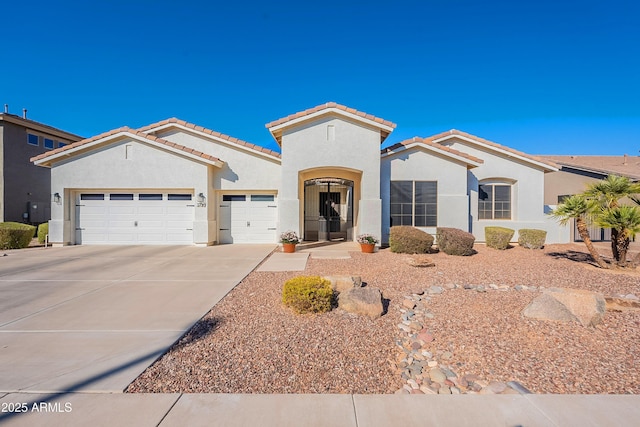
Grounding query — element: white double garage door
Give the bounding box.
[75,191,277,245]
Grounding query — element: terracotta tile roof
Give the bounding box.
[265,102,397,130]
[382,136,484,165]
[540,155,640,180]
[139,117,281,158]
[31,126,222,165]
[434,129,559,170]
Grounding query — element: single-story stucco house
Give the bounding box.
[31,102,569,246]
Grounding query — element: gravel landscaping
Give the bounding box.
[127,243,640,395]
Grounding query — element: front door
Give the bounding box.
[303,177,354,241]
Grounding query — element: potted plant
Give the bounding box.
[357,234,379,253]
[280,230,300,253]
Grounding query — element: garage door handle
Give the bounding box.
[75,228,85,230]
[186,228,193,231]
[247,221,250,227]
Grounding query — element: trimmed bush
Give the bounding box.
[0,222,36,250]
[389,226,434,254]
[485,226,515,250]
[37,222,49,244]
[436,227,475,256]
[282,276,333,314]
[518,229,547,249]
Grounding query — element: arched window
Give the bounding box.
[478,182,512,220]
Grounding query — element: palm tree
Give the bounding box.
[596,205,640,267]
[584,175,640,262]
[550,195,609,269]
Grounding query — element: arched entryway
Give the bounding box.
[303,177,354,241]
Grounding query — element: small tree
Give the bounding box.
[550,195,610,269]
[584,175,640,263]
[596,205,640,267]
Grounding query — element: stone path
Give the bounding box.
[394,284,539,395]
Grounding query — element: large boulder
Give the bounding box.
[323,275,362,293]
[523,288,606,327]
[338,286,384,318]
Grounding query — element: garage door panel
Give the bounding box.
[79,206,108,216]
[138,206,165,214]
[108,207,137,215]
[138,220,164,228]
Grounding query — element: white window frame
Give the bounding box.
[478,181,513,220]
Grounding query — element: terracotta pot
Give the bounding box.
[360,243,375,253]
[282,243,297,253]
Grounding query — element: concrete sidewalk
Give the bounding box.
[257,242,361,271]
[0,392,638,426]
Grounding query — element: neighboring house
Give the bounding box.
[541,154,640,241]
[0,108,83,224]
[32,102,568,246]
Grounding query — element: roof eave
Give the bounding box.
[381,142,483,168]
[434,134,558,172]
[142,121,281,162]
[32,131,224,168]
[266,108,396,146]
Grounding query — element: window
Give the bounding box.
[110,193,134,200]
[390,181,437,227]
[168,194,192,201]
[44,138,54,149]
[57,142,67,148]
[479,184,511,219]
[27,133,39,146]
[251,195,274,202]
[139,194,163,201]
[81,194,104,200]
[223,195,246,202]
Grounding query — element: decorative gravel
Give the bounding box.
[127,243,640,394]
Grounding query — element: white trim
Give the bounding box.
[34,131,224,168]
[143,123,281,163]
[433,134,558,172]
[267,108,395,134]
[381,141,482,167]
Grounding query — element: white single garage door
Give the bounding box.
[219,194,277,243]
[76,192,195,245]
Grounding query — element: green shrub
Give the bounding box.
[282,276,334,314]
[436,227,475,256]
[0,222,36,250]
[485,226,515,250]
[37,222,49,244]
[389,226,434,254]
[518,229,547,249]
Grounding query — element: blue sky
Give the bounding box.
[3,0,639,155]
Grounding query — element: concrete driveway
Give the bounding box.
[0,244,275,393]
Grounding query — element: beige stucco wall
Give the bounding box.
[49,137,212,245]
[381,148,470,243]
[153,129,281,192]
[279,116,382,241]
[444,137,569,243]
[544,170,602,205]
